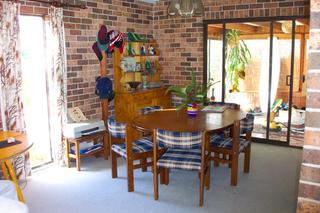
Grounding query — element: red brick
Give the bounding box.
[299,182,320,201]
[297,199,320,213]
[305,130,320,146]
[300,165,320,184]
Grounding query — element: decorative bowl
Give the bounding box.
[187,103,199,116]
[127,81,141,90]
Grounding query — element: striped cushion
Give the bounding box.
[157,149,201,170]
[210,136,250,152]
[107,116,126,139]
[156,129,202,149]
[111,137,165,158]
[240,113,254,134]
[139,106,162,115]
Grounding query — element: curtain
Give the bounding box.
[46,7,68,165]
[259,37,281,113]
[0,2,31,179]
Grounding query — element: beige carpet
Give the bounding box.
[23,143,302,213]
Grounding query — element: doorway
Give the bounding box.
[204,16,309,147]
[19,15,53,167]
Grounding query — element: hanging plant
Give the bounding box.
[225,29,251,93]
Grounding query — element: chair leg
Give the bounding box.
[153,165,159,200]
[199,169,205,207]
[244,144,251,173]
[228,155,232,168]
[160,169,166,185]
[231,153,239,186]
[164,168,169,185]
[127,158,134,192]
[141,158,147,172]
[205,163,211,190]
[111,151,118,178]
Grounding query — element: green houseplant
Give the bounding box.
[225,29,251,93]
[166,70,219,113]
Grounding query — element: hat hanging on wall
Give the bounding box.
[92,25,125,61]
[95,76,115,101]
[168,0,204,17]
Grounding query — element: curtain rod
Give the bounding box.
[3,0,87,9]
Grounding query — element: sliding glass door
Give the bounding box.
[204,17,309,147]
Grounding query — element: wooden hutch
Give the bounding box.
[113,39,171,123]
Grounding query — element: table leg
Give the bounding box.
[5,160,24,202]
[64,139,71,168]
[1,162,9,180]
[75,142,81,171]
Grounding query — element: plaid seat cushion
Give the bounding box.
[107,116,126,139]
[139,106,162,115]
[210,135,250,152]
[157,148,201,170]
[156,129,202,149]
[111,137,165,158]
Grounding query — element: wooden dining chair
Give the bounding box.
[210,113,254,186]
[108,116,166,192]
[152,129,211,207]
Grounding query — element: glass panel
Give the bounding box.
[20,15,52,167]
[207,24,223,102]
[289,19,309,147]
[265,20,292,142]
[224,22,271,139]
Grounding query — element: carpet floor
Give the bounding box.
[23,143,302,213]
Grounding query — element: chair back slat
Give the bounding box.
[156,129,202,149]
[107,116,126,139]
[240,114,254,134]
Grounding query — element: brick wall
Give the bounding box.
[153,0,309,86]
[297,0,320,211]
[18,0,154,119]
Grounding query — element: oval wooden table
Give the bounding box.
[132,108,243,206]
[133,108,243,133]
[0,131,32,202]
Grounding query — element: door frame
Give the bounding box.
[203,15,309,147]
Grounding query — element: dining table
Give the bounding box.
[0,131,32,202]
[132,108,243,133]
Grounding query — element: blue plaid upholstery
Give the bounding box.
[139,106,162,115]
[111,137,165,158]
[156,129,202,149]
[240,114,254,134]
[210,134,250,152]
[107,116,126,139]
[157,149,201,170]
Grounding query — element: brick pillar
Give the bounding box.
[297,0,320,212]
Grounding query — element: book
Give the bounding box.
[202,105,227,113]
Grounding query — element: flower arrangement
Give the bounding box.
[166,69,220,110]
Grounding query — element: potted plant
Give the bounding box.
[166,70,219,115]
[225,29,251,93]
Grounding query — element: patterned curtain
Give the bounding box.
[0,2,31,178]
[47,6,68,165]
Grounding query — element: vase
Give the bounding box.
[187,103,199,116]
